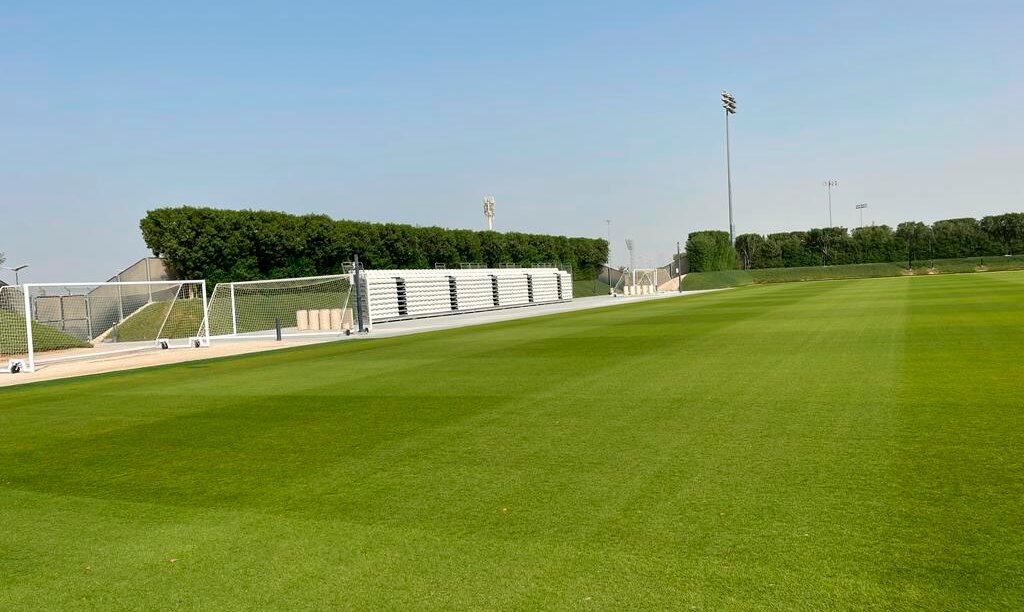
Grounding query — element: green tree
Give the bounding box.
[734,233,766,269]
[685,230,737,272]
[895,222,932,268]
[980,213,1024,256]
[768,232,817,267]
[930,218,984,259]
[804,227,857,266]
[803,229,830,266]
[851,225,897,263]
[758,237,783,268]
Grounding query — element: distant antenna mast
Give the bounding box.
[483,196,495,230]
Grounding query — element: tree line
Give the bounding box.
[686,213,1024,272]
[140,206,609,286]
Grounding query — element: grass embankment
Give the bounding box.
[207,282,352,335]
[112,298,206,341]
[3,272,1024,608]
[680,269,755,290]
[0,311,90,355]
[682,254,1024,289]
[572,278,612,297]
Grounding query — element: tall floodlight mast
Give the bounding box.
[722,91,737,244]
[855,202,868,227]
[823,179,839,227]
[483,196,496,231]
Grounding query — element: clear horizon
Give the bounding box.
[2,1,1021,281]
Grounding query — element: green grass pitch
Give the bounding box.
[2,272,1022,609]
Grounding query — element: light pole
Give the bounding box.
[625,238,635,288]
[855,203,868,227]
[676,240,684,292]
[823,179,839,227]
[2,264,28,286]
[722,92,737,244]
[604,219,612,288]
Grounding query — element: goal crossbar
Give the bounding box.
[222,274,350,285]
[22,281,194,287]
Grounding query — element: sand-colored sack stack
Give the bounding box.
[295,308,354,332]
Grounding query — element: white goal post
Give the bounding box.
[613,268,658,296]
[0,280,209,374]
[206,274,356,340]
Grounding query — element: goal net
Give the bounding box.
[206,274,355,339]
[613,268,658,296]
[0,280,209,373]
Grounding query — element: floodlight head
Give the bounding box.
[483,196,495,230]
[721,91,737,114]
[625,238,634,252]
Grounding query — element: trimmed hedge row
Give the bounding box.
[681,255,1024,290]
[140,207,608,286]
[719,213,1024,271]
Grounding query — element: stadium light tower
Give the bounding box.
[1,264,28,286]
[483,196,495,231]
[855,202,868,227]
[722,91,737,244]
[823,179,839,227]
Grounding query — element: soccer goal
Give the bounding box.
[610,268,659,296]
[0,280,209,373]
[613,268,658,296]
[206,274,356,340]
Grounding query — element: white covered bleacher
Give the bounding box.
[362,268,572,325]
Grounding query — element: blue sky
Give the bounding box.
[1,0,1021,280]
